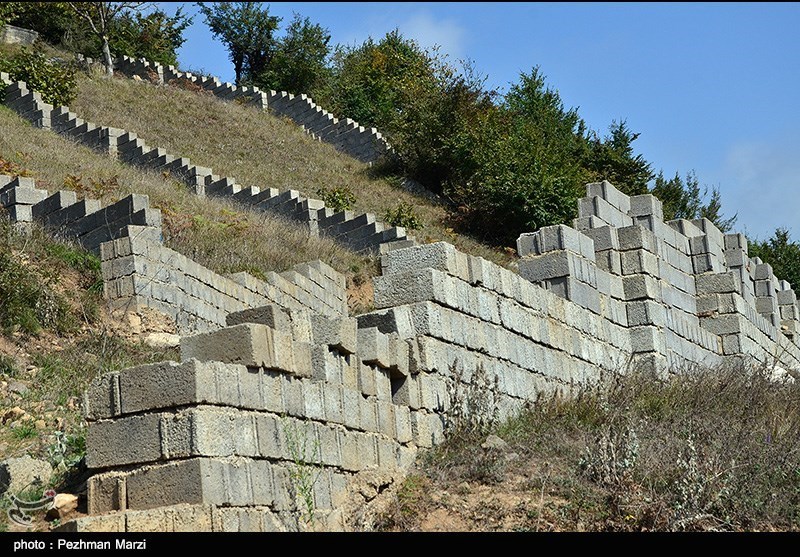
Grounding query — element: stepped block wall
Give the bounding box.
[3,35,799,531]
[518,180,800,374]
[1,77,413,255]
[0,174,347,332]
[110,55,392,165]
[62,226,800,532]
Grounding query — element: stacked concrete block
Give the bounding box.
[776,280,800,340]
[114,56,164,84]
[372,244,631,374]
[722,233,756,303]
[72,298,420,530]
[0,175,48,223]
[680,217,727,275]
[99,228,345,333]
[3,81,52,128]
[754,261,781,326]
[517,224,603,315]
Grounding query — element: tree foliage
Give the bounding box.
[650,170,736,232]
[585,120,654,196]
[748,228,800,291]
[107,6,192,66]
[67,2,146,75]
[444,67,590,243]
[0,2,78,45]
[321,29,435,132]
[0,47,77,106]
[197,1,280,85]
[256,13,331,95]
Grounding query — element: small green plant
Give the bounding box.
[0,47,77,107]
[383,201,424,231]
[316,185,356,212]
[11,422,38,440]
[0,354,17,376]
[0,250,75,336]
[44,242,102,293]
[47,429,86,476]
[282,416,322,526]
[444,361,499,438]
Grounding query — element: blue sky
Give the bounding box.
[159,2,800,242]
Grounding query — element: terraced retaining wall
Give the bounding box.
[50,179,800,532]
[0,76,414,255]
[0,174,347,332]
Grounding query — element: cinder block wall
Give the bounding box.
[111,55,392,165]
[1,74,412,255]
[517,180,800,374]
[0,173,348,332]
[64,223,800,532]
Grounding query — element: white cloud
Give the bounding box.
[400,12,467,58]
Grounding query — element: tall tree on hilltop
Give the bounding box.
[650,170,736,232]
[67,2,145,75]
[108,6,193,67]
[197,1,280,85]
[585,120,654,196]
[256,13,331,95]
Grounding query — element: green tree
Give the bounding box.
[322,29,437,132]
[197,1,280,85]
[67,2,146,75]
[650,170,736,231]
[748,228,800,290]
[444,67,590,244]
[256,13,331,95]
[0,47,77,106]
[0,2,79,45]
[107,6,193,66]
[585,120,653,196]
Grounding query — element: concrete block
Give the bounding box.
[311,315,357,355]
[627,300,667,327]
[585,180,631,212]
[696,272,741,295]
[622,275,662,300]
[518,224,596,260]
[620,250,660,276]
[226,304,291,330]
[724,233,748,253]
[180,322,297,373]
[578,196,633,228]
[381,241,462,278]
[629,194,664,220]
[357,327,391,369]
[86,413,163,468]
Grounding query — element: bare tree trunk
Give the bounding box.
[102,36,113,76]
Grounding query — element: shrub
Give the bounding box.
[0,249,74,336]
[316,185,356,212]
[0,47,77,107]
[383,201,423,231]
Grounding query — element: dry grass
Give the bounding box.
[379,359,800,532]
[67,72,516,268]
[0,105,370,282]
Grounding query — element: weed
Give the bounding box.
[383,201,424,231]
[0,354,17,377]
[316,185,356,212]
[11,422,37,440]
[62,174,120,203]
[282,416,322,526]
